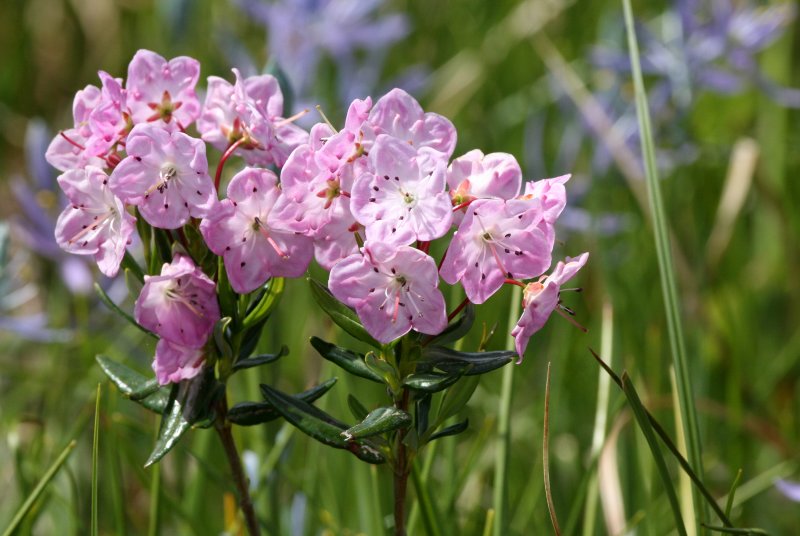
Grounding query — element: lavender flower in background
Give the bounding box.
[11,120,94,295]
[775,479,800,502]
[0,221,71,342]
[592,0,799,110]
[236,0,426,108]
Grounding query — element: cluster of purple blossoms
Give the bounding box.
[48,49,588,383]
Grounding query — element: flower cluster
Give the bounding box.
[47,49,588,383]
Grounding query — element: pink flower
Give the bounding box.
[511,253,588,361]
[361,88,457,162]
[197,68,307,167]
[126,49,201,129]
[109,123,216,229]
[135,254,220,349]
[329,242,447,343]
[85,71,130,158]
[439,198,552,304]
[153,339,205,385]
[268,125,359,236]
[351,135,452,246]
[313,217,361,271]
[54,165,136,277]
[200,167,314,294]
[46,85,107,172]
[520,174,571,224]
[448,150,522,224]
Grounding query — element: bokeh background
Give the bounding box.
[1,0,799,534]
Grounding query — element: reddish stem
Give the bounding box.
[504,278,526,289]
[215,138,246,190]
[447,297,471,322]
[452,199,473,213]
[59,131,85,150]
[417,241,430,254]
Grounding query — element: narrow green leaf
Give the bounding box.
[436,374,480,425]
[725,469,743,519]
[227,377,338,426]
[347,394,370,422]
[96,355,169,413]
[145,385,191,467]
[420,346,513,375]
[145,371,222,466]
[310,336,382,383]
[121,251,145,284]
[94,283,157,339]
[403,371,465,393]
[411,462,444,536]
[364,351,401,392]
[242,277,285,329]
[213,317,234,362]
[308,278,381,347]
[621,373,687,536]
[216,256,237,320]
[701,525,768,535]
[91,384,101,536]
[233,345,289,372]
[2,440,77,536]
[260,383,386,464]
[428,419,469,442]
[135,208,152,271]
[149,228,173,275]
[424,302,475,346]
[622,0,706,526]
[342,406,412,440]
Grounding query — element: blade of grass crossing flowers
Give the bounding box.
[543,363,562,536]
[2,440,77,536]
[91,384,101,536]
[620,0,707,528]
[493,283,521,536]
[671,367,697,535]
[582,301,614,536]
[621,373,687,536]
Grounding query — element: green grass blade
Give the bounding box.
[91,384,101,536]
[724,469,743,520]
[543,363,562,535]
[620,0,707,527]
[620,373,687,536]
[493,283,520,536]
[2,440,77,536]
[411,462,443,536]
[148,420,162,536]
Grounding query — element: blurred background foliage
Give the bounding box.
[1,0,799,534]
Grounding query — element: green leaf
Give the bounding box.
[403,371,465,393]
[145,370,223,466]
[121,251,145,284]
[365,352,401,392]
[91,385,101,536]
[420,346,513,375]
[621,373,687,536]
[436,375,480,425]
[700,525,768,535]
[213,317,234,362]
[347,394,370,422]
[94,283,157,339]
[342,406,412,440]
[308,278,380,347]
[2,440,77,536]
[242,277,285,329]
[260,383,386,464]
[151,228,173,271]
[227,377,338,426]
[429,419,469,442]
[310,336,382,383]
[424,303,475,346]
[216,256,237,320]
[232,345,289,372]
[96,355,169,413]
[134,208,152,271]
[182,224,211,269]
